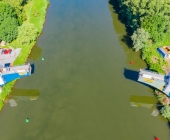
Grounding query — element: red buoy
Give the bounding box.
[154,137,159,140]
[130,61,134,65]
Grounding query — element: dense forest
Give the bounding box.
[116,0,170,120]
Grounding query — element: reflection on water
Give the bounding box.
[130,95,157,108]
[6,88,40,107]
[108,0,147,69]
[130,95,159,116]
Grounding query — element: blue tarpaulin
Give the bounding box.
[2,73,20,84]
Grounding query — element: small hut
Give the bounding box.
[157,46,170,58]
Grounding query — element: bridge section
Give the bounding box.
[138,69,170,97]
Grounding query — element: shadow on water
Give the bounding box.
[124,68,154,88]
[124,68,138,81]
[167,122,170,129]
[5,88,40,107]
[30,63,35,74]
[109,0,133,47]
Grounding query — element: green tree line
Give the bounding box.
[116,0,170,73]
[116,0,170,119]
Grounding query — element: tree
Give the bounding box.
[117,0,170,31]
[0,2,19,42]
[141,15,166,42]
[0,17,19,42]
[0,0,27,24]
[0,0,27,6]
[14,6,27,25]
[0,2,18,22]
[161,105,170,118]
[131,28,149,51]
[17,23,39,45]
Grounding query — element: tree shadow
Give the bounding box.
[167,121,170,129]
[109,0,133,47]
[121,35,133,48]
[21,0,30,6]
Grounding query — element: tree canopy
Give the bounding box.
[117,0,170,31]
[0,0,27,6]
[17,23,38,45]
[141,15,166,42]
[131,28,149,51]
[0,2,19,42]
[0,0,27,24]
[161,105,170,118]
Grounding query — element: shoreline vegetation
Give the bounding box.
[109,0,170,122]
[0,0,49,110]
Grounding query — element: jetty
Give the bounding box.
[0,48,32,87]
[138,69,170,97]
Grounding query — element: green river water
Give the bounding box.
[0,0,170,139]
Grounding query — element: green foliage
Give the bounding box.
[17,23,38,45]
[161,105,170,118]
[0,17,19,42]
[14,6,27,24]
[0,100,4,110]
[141,16,166,43]
[117,0,170,31]
[1,0,27,24]
[0,0,27,6]
[0,2,19,42]
[157,94,164,101]
[141,43,167,74]
[131,28,149,51]
[0,2,17,21]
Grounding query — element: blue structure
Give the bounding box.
[0,64,32,86]
[157,46,170,58]
[138,69,170,97]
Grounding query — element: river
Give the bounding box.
[0,0,169,140]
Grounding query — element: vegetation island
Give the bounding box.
[112,0,170,122]
[0,0,49,110]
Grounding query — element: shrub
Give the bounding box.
[17,22,38,45]
[161,105,170,118]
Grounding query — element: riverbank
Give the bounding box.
[110,0,170,122]
[0,0,49,110]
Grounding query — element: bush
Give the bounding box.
[161,105,170,118]
[17,22,38,45]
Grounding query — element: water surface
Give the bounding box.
[0,0,169,140]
